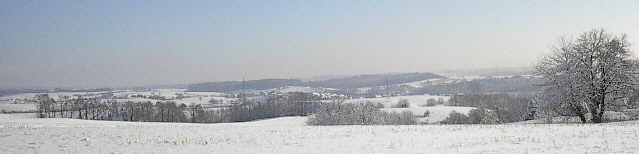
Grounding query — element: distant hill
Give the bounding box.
[54,88,113,93]
[187,79,303,92]
[414,75,540,95]
[127,84,190,90]
[0,89,49,96]
[187,73,444,92]
[307,73,444,89]
[301,75,350,82]
[437,67,533,77]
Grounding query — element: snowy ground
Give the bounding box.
[2,113,639,154]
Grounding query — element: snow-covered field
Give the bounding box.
[3,88,636,153]
[111,89,236,105]
[0,104,36,112]
[1,113,639,154]
[346,95,475,123]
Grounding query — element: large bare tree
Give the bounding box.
[536,29,638,123]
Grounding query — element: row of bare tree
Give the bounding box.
[36,92,322,123]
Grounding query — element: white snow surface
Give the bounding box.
[2,113,639,153]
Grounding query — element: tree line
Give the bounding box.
[35,92,321,123]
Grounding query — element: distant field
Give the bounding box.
[0,104,36,112]
[346,94,474,123]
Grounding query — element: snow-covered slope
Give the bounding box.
[1,113,639,153]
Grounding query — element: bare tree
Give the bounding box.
[536,29,638,123]
[36,94,53,118]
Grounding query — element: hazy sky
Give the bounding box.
[1,0,639,88]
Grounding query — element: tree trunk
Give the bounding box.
[60,104,64,118]
[577,112,587,123]
[589,105,602,123]
[570,105,588,123]
[591,113,602,123]
[589,97,605,123]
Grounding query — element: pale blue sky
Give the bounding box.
[1,0,639,88]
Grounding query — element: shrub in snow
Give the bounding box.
[394,99,410,108]
[467,107,499,124]
[440,111,470,124]
[384,110,418,125]
[440,108,500,124]
[415,110,430,118]
[424,98,447,106]
[437,98,446,105]
[425,98,438,106]
[209,98,220,104]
